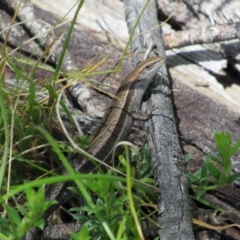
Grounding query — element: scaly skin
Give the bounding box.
[23,56,164,240]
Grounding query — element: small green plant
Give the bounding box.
[0,1,169,239]
[186,132,240,198]
[71,176,137,239]
[0,186,55,240]
[69,145,159,240]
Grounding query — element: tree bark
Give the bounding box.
[123,0,194,239]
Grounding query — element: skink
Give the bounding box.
[24,55,164,240]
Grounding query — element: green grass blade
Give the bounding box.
[53,0,85,79]
[0,88,9,191]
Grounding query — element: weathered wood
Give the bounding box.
[1,0,240,239]
[123,1,194,239]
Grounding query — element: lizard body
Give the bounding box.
[23,55,164,240]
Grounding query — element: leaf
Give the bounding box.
[203,154,221,165]
[190,194,224,211]
[211,133,233,175]
[108,192,118,205]
[185,173,199,183]
[118,154,126,167]
[72,213,88,222]
[204,159,221,181]
[33,219,45,230]
[219,173,229,186]
[89,205,104,215]
[95,178,112,197]
[196,189,206,199]
[200,165,208,185]
[73,224,90,240]
[223,157,232,176]
[214,132,231,165]
[17,205,28,217]
[68,186,82,196]
[140,145,151,163]
[184,154,192,162]
[25,188,36,210]
[191,168,202,179]
[230,139,240,156]
[139,177,155,184]
[112,196,128,208]
[228,172,240,183]
[27,82,36,120]
[139,162,152,178]
[0,217,11,235]
[25,185,47,213]
[199,177,219,185]
[5,206,21,226]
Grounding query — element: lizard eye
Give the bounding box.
[145,64,153,70]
